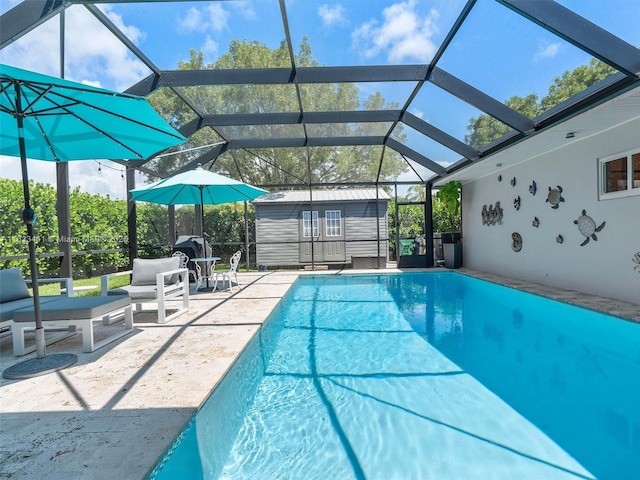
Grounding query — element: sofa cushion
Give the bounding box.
[131,257,180,286]
[13,296,131,322]
[109,285,159,300]
[0,295,61,322]
[0,268,31,303]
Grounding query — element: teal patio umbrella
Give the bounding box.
[129,165,268,233]
[130,165,268,284]
[0,63,186,377]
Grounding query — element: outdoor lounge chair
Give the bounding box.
[100,257,189,324]
[215,250,242,292]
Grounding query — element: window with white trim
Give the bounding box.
[325,210,342,237]
[599,149,640,200]
[302,211,318,237]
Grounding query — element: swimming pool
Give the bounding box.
[147,272,640,480]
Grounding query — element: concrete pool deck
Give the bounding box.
[1,268,638,479]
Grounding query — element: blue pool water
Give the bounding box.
[147,272,640,480]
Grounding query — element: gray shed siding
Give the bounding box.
[255,197,388,267]
[255,203,303,266]
[343,201,388,260]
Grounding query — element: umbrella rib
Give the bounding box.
[21,84,57,114]
[20,83,148,159]
[35,84,184,140]
[0,82,17,113]
[4,77,183,144]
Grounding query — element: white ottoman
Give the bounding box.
[12,296,133,355]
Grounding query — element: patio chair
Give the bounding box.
[100,257,189,324]
[172,251,202,291]
[215,250,242,292]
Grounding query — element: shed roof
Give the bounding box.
[253,188,390,204]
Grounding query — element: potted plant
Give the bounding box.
[435,181,462,268]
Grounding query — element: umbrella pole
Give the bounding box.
[16,88,45,359]
[200,188,209,283]
[2,82,77,379]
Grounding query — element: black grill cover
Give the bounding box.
[172,235,213,276]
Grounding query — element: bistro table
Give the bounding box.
[191,256,221,290]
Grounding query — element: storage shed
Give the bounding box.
[254,189,390,269]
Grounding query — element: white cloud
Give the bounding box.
[352,0,439,63]
[231,1,256,21]
[533,42,561,62]
[0,5,149,91]
[319,4,348,28]
[178,3,230,34]
[179,7,204,31]
[202,35,220,58]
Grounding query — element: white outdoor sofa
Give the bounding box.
[100,257,189,324]
[0,267,73,333]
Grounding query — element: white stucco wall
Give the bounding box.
[461,118,640,305]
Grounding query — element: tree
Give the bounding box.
[540,58,616,111]
[432,198,460,233]
[465,58,617,149]
[465,94,540,149]
[0,179,130,277]
[435,181,462,233]
[387,200,424,257]
[406,184,426,202]
[147,39,408,186]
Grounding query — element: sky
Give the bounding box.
[1,0,639,199]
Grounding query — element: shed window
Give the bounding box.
[599,149,640,199]
[303,211,318,237]
[325,210,342,237]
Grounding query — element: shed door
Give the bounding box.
[322,209,346,262]
[299,209,346,263]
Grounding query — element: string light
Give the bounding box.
[94,160,125,178]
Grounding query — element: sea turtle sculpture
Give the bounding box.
[573,209,605,246]
[546,185,565,209]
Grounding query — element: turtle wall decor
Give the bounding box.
[532,217,539,228]
[514,195,521,210]
[546,185,565,209]
[510,177,517,187]
[529,180,537,196]
[573,209,605,246]
[511,232,522,252]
